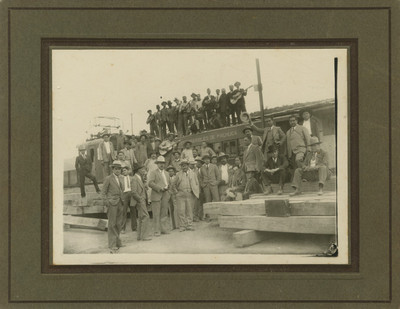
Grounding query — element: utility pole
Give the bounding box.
[131,113,134,135]
[256,58,265,128]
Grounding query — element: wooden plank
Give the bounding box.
[218,215,335,234]
[233,230,268,248]
[64,192,101,203]
[63,215,108,230]
[250,191,336,200]
[205,199,336,217]
[63,205,107,215]
[290,201,336,216]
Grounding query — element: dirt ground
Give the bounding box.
[64,184,333,255]
[64,218,332,255]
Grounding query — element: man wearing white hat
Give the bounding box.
[148,156,171,236]
[171,159,200,231]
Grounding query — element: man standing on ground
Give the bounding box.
[148,156,171,236]
[75,146,101,198]
[199,154,221,203]
[120,165,136,234]
[98,133,116,177]
[101,161,124,254]
[131,164,152,241]
[172,159,200,232]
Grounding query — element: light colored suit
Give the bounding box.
[148,169,171,234]
[199,163,221,203]
[172,170,200,229]
[130,174,151,240]
[101,174,124,249]
[98,141,116,177]
[242,144,264,173]
[286,125,311,167]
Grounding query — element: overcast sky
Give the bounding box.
[52,48,347,159]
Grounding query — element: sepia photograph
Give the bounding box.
[52,47,349,265]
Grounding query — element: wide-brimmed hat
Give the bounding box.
[147,109,152,113]
[190,93,197,98]
[78,145,86,151]
[180,159,190,166]
[101,133,110,138]
[161,101,167,106]
[189,160,196,165]
[218,152,229,159]
[167,132,176,137]
[242,126,253,134]
[140,133,148,139]
[156,156,166,163]
[195,156,204,163]
[173,97,179,102]
[202,154,211,160]
[110,161,122,168]
[166,165,176,172]
[309,136,322,146]
[184,141,192,146]
[300,108,313,116]
[234,81,241,87]
[132,164,144,172]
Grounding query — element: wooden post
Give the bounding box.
[256,58,265,128]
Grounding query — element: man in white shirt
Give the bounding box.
[300,109,323,142]
[120,165,137,233]
[217,153,232,200]
[181,141,195,162]
[98,133,116,177]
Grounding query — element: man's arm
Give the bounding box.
[250,124,264,134]
[130,178,143,203]
[303,127,311,152]
[148,171,163,193]
[277,127,286,145]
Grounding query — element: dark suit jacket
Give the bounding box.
[130,174,147,206]
[167,106,177,122]
[304,149,329,168]
[160,107,169,122]
[75,155,92,174]
[101,174,123,206]
[265,155,289,170]
[261,126,286,154]
[202,95,216,111]
[242,144,264,172]
[199,163,221,187]
[146,142,158,156]
[286,125,311,156]
[218,93,229,114]
[300,116,323,141]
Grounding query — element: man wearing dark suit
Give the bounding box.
[251,116,286,158]
[98,133,116,177]
[202,88,216,130]
[75,147,100,198]
[131,164,152,241]
[167,101,176,134]
[154,104,162,139]
[120,165,137,234]
[291,137,331,196]
[262,147,289,195]
[286,115,311,169]
[242,136,264,173]
[227,84,237,125]
[146,109,159,138]
[101,161,124,253]
[199,154,221,203]
[146,135,158,157]
[232,81,247,123]
[300,108,323,142]
[218,88,230,126]
[148,156,171,236]
[159,101,169,139]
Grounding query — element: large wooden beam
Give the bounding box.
[63,215,108,230]
[233,230,269,248]
[63,205,107,215]
[218,215,335,234]
[250,191,336,200]
[204,200,336,217]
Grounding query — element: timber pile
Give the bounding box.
[204,192,336,248]
[63,188,108,230]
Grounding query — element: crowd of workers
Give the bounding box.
[75,106,330,253]
[146,81,249,138]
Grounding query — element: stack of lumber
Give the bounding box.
[63,189,108,231]
[204,192,336,248]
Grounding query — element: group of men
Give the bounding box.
[74,108,331,253]
[146,81,248,139]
